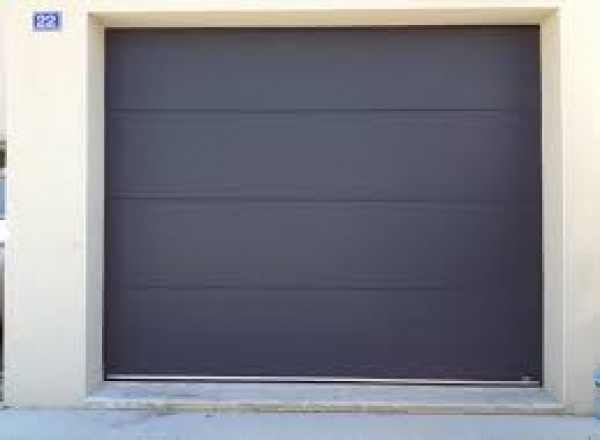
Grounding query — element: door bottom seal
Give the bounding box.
[106,374,540,388]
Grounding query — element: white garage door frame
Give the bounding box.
[5,0,599,414]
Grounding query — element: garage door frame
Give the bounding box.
[6,1,584,410]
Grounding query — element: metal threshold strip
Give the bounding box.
[107,375,540,388]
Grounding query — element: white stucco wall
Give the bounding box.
[4,0,600,414]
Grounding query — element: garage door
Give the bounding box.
[105,27,542,383]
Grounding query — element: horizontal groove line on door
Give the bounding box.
[108,107,540,114]
[109,195,540,205]
[107,284,532,292]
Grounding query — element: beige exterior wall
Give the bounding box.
[559,0,600,413]
[0,0,6,141]
[4,0,600,414]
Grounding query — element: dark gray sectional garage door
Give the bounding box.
[105,27,542,382]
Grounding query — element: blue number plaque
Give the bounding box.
[33,11,62,32]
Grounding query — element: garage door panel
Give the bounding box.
[105,27,542,381]
[107,27,539,111]
[107,200,541,290]
[105,286,541,380]
[108,111,540,202]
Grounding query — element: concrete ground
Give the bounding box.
[0,411,598,440]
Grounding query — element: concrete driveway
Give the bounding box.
[0,411,598,440]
